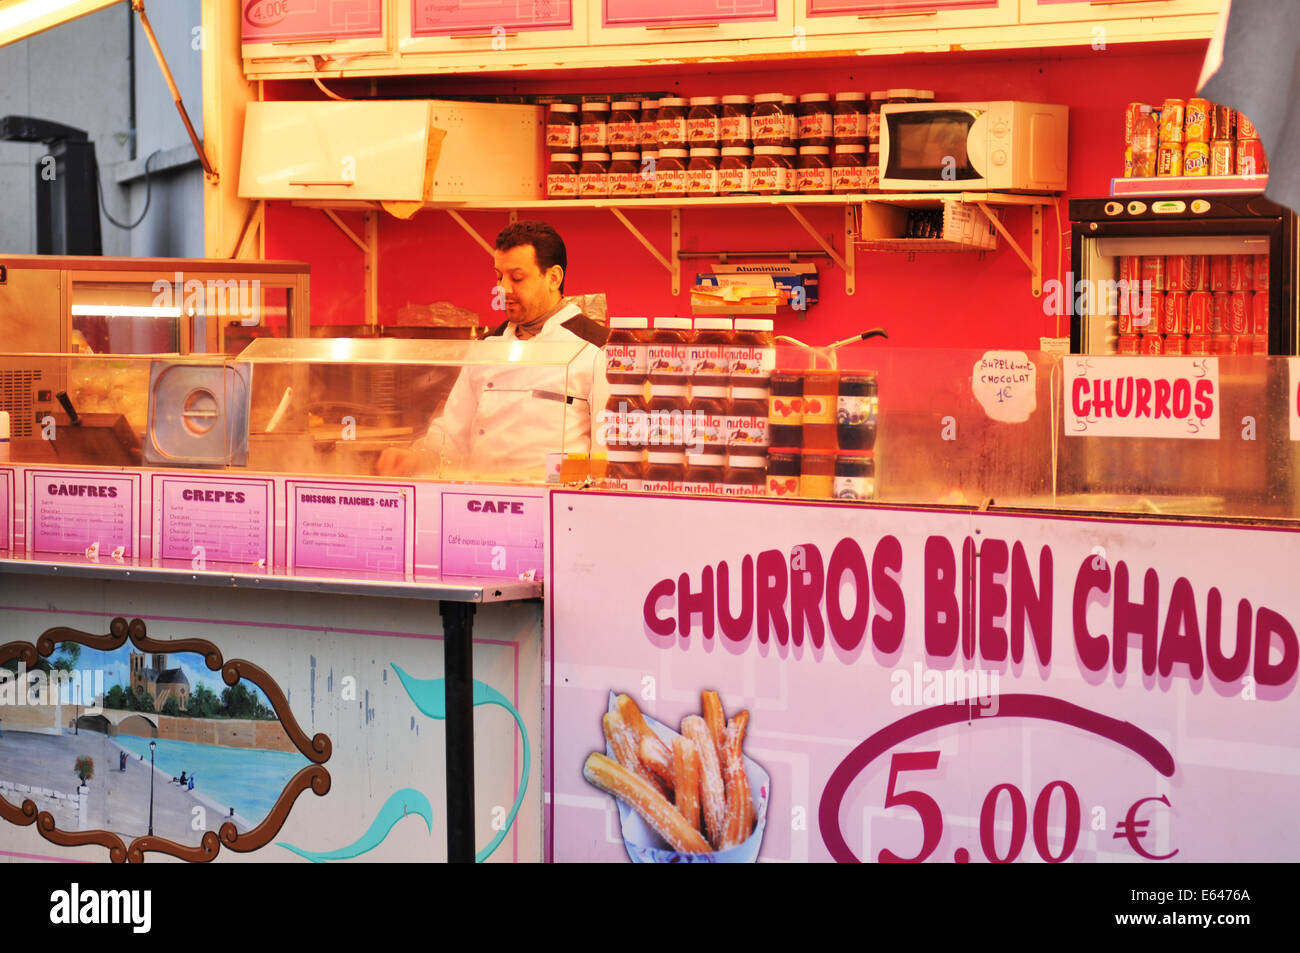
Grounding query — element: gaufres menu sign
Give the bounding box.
[548,492,1300,863]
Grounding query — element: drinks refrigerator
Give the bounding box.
[1069,194,1298,355]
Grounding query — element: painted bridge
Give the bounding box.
[72,709,158,738]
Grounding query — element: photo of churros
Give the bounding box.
[582,690,770,863]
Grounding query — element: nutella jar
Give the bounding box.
[833,92,868,145]
[837,373,878,450]
[729,317,775,386]
[723,455,767,498]
[578,152,611,198]
[726,386,770,458]
[605,316,649,387]
[768,371,804,448]
[640,149,658,196]
[865,143,881,192]
[752,93,788,147]
[683,452,726,495]
[546,153,580,199]
[719,146,753,195]
[580,101,609,150]
[831,144,866,194]
[797,146,832,194]
[721,95,753,147]
[766,449,801,499]
[643,449,686,493]
[798,93,833,145]
[601,385,648,452]
[686,386,728,455]
[687,96,721,149]
[867,91,888,144]
[609,100,641,152]
[609,151,643,199]
[781,146,798,193]
[546,103,579,153]
[639,99,659,148]
[834,451,875,501]
[783,95,799,144]
[603,449,645,491]
[657,97,688,149]
[647,389,687,455]
[655,148,689,197]
[687,147,721,196]
[689,316,733,390]
[648,316,691,387]
[751,145,790,195]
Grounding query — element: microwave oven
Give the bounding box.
[879,101,1069,192]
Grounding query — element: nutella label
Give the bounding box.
[579,172,610,198]
[769,393,804,424]
[837,394,878,426]
[864,165,880,191]
[833,113,868,140]
[797,166,832,193]
[722,482,767,498]
[750,165,788,193]
[604,476,644,492]
[686,167,720,195]
[687,116,721,143]
[580,123,608,148]
[721,114,751,142]
[720,166,752,194]
[606,343,648,377]
[655,168,688,194]
[725,414,770,450]
[833,475,875,501]
[726,345,776,380]
[767,474,801,498]
[647,344,688,376]
[867,113,881,140]
[687,345,729,379]
[643,479,683,494]
[639,121,658,146]
[657,117,687,143]
[547,173,578,198]
[598,405,648,447]
[832,164,865,192]
[752,114,785,143]
[610,172,643,197]
[682,481,725,496]
[609,122,639,148]
[647,409,685,447]
[802,393,834,425]
[685,412,725,451]
[798,113,833,141]
[546,124,578,149]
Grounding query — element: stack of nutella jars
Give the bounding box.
[767,366,878,502]
[600,316,775,495]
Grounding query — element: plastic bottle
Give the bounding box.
[1132,105,1158,178]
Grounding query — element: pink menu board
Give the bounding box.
[153,476,273,567]
[440,491,545,579]
[412,0,571,34]
[242,0,383,43]
[604,0,776,27]
[26,470,139,558]
[0,468,12,551]
[287,481,414,574]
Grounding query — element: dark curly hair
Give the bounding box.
[495,220,567,293]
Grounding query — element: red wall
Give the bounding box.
[264,41,1210,349]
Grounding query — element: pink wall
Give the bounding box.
[264,40,1210,349]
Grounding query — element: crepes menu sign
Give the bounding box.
[242,0,383,43]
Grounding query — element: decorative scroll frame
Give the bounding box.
[0,617,331,863]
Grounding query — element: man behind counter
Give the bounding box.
[375,221,609,479]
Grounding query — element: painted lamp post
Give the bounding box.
[148,741,156,837]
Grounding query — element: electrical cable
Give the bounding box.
[96,148,162,230]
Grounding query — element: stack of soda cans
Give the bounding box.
[1124,98,1267,178]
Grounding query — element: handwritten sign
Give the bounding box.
[242,0,383,43]
[441,491,544,579]
[973,350,1037,423]
[1063,356,1220,440]
[28,470,139,558]
[154,476,272,566]
[288,481,413,574]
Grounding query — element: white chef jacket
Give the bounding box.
[417,301,610,479]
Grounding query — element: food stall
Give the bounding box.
[2,0,1298,866]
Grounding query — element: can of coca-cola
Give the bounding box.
[1140,292,1164,332]
[1210,292,1229,332]
[1125,103,1145,146]
[1227,291,1250,333]
[1237,112,1259,139]
[1251,291,1269,333]
[1163,334,1187,355]
[1228,254,1254,291]
[1209,139,1234,176]
[1166,255,1194,291]
[1119,254,1143,285]
[1252,254,1270,293]
[1141,334,1165,355]
[1237,138,1267,176]
[1142,255,1166,292]
[1209,256,1229,291]
[1187,334,1212,356]
[1118,334,1140,355]
[1189,254,1209,291]
[1212,334,1234,355]
[1252,334,1268,355]
[1210,104,1235,141]
[1161,292,1187,334]
[1187,291,1211,333]
[1160,100,1186,143]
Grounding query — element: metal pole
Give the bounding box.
[440,602,476,863]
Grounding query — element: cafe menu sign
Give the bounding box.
[242,0,383,43]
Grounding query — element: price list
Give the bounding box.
[28,471,137,557]
[155,477,272,566]
[289,482,412,574]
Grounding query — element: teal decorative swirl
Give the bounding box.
[276,788,432,862]
[391,663,530,864]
